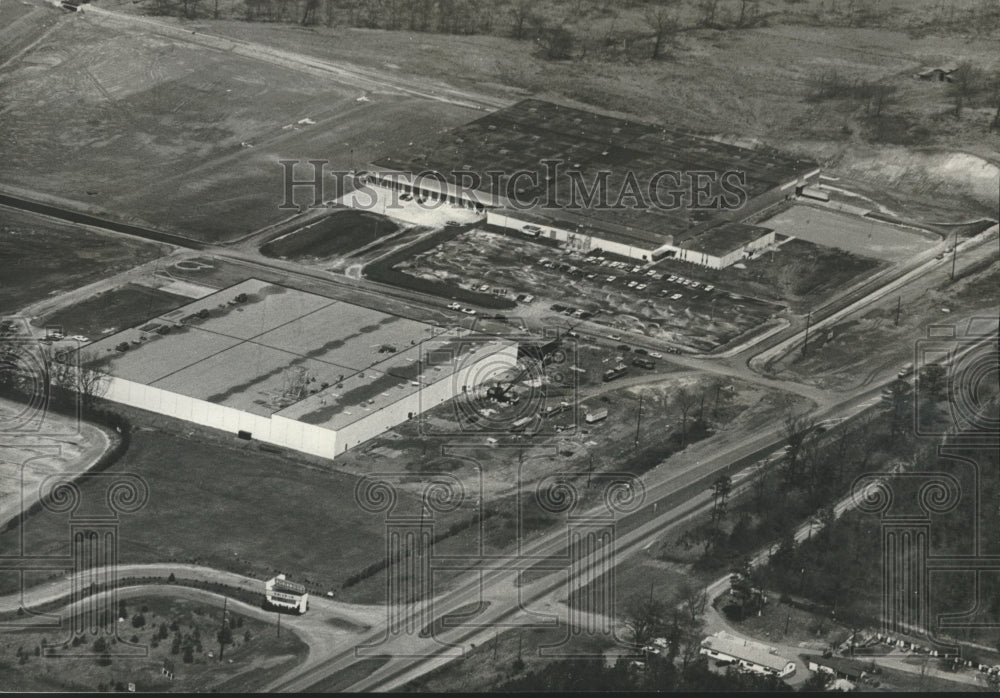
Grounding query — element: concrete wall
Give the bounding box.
[103,376,338,457]
[486,210,661,261]
[100,343,518,459]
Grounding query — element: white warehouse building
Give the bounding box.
[82,280,517,459]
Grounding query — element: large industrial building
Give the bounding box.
[364,99,820,268]
[83,280,517,458]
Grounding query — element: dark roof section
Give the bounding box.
[678,221,774,257]
[372,99,818,245]
[803,655,868,678]
[270,577,306,595]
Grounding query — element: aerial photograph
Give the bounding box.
[1,0,998,693]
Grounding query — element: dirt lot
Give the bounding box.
[762,204,938,261]
[0,9,478,241]
[259,209,401,261]
[0,208,169,315]
[41,284,190,341]
[0,593,307,693]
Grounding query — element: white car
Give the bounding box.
[704,284,715,292]
[627,280,638,288]
[690,281,701,289]
[447,302,461,310]
[606,276,616,282]
[649,351,664,359]
[461,307,476,315]
[670,293,683,300]
[586,273,597,280]
[479,284,490,292]
[667,275,677,282]
[70,335,89,342]
[608,334,622,341]
[636,283,647,290]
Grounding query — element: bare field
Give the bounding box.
[0,208,169,315]
[0,12,479,241]
[761,205,938,261]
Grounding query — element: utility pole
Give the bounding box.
[276,612,281,638]
[634,392,644,448]
[801,312,812,356]
[950,228,958,280]
[894,296,901,326]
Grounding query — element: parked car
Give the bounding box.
[649,351,664,359]
[608,334,622,341]
[461,307,476,315]
[671,293,683,300]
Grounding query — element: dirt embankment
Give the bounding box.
[826,147,1000,218]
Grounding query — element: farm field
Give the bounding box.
[0,592,307,693]
[0,209,169,315]
[41,284,190,341]
[761,205,938,261]
[0,10,479,242]
[259,210,401,261]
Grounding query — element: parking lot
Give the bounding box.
[395,228,784,352]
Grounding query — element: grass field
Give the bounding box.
[0,592,307,693]
[0,11,479,242]
[260,210,401,260]
[0,209,169,315]
[0,413,438,597]
[770,244,999,390]
[42,284,190,340]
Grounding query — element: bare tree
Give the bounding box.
[620,593,667,648]
[989,71,1000,131]
[301,0,320,26]
[645,4,680,60]
[46,349,108,410]
[674,387,698,445]
[710,474,732,525]
[949,61,984,118]
[736,0,760,27]
[509,0,534,39]
[179,0,202,19]
[536,24,575,60]
[698,0,721,27]
[782,410,817,484]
